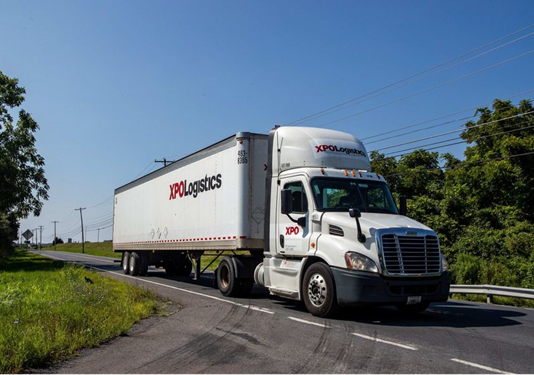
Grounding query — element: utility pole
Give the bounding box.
[38,226,44,249]
[155,158,175,167]
[51,221,59,250]
[97,227,101,243]
[75,207,86,253]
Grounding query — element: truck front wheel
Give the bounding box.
[302,263,339,318]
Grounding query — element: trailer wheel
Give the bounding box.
[122,252,131,275]
[139,252,149,276]
[238,279,254,297]
[217,257,240,297]
[395,301,430,315]
[129,251,141,276]
[302,263,339,318]
[164,261,179,276]
[178,257,192,276]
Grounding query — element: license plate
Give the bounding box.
[407,296,422,305]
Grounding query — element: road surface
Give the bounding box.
[32,250,534,374]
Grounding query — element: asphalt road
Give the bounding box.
[32,250,534,374]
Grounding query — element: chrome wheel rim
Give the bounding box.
[220,264,229,289]
[308,273,327,307]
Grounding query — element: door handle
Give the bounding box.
[279,234,284,248]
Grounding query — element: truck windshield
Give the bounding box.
[310,177,399,214]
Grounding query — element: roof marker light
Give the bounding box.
[344,170,348,177]
[321,168,325,175]
[351,170,356,177]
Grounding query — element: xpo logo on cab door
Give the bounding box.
[285,226,300,236]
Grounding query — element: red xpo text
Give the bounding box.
[286,226,300,235]
[315,145,366,157]
[169,174,222,200]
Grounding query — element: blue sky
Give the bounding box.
[2,0,534,243]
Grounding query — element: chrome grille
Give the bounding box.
[380,233,441,275]
[329,225,344,237]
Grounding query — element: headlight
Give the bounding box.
[345,252,378,273]
[441,254,449,272]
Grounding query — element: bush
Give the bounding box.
[450,253,482,284]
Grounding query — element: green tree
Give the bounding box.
[371,99,534,292]
[0,70,49,254]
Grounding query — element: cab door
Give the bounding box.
[276,179,311,256]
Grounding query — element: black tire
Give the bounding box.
[122,252,131,275]
[164,261,179,276]
[129,251,141,276]
[217,257,241,297]
[302,262,339,318]
[238,279,254,297]
[395,301,430,315]
[139,252,149,276]
[177,257,193,276]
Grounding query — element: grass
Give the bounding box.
[48,242,120,259]
[0,249,164,373]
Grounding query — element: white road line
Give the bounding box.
[35,252,65,261]
[451,358,513,374]
[89,265,275,315]
[288,317,330,328]
[351,332,418,351]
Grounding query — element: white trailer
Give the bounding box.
[114,127,450,317]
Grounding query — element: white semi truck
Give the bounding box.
[113,126,450,317]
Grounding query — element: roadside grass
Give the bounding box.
[49,242,120,259]
[0,249,164,373]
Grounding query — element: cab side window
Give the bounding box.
[284,182,308,213]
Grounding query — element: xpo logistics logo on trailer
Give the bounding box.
[169,174,222,200]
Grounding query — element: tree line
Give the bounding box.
[0,70,48,257]
[371,99,534,290]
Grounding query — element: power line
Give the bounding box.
[365,115,476,145]
[384,122,534,158]
[293,30,534,127]
[87,195,114,209]
[371,110,534,153]
[384,150,534,178]
[283,23,534,127]
[313,48,534,129]
[361,89,534,142]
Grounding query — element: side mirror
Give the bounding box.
[349,208,365,243]
[349,208,361,218]
[281,189,293,214]
[297,216,306,228]
[399,196,407,216]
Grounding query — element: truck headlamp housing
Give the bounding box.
[345,252,378,273]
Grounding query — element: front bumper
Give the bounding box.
[331,267,451,306]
